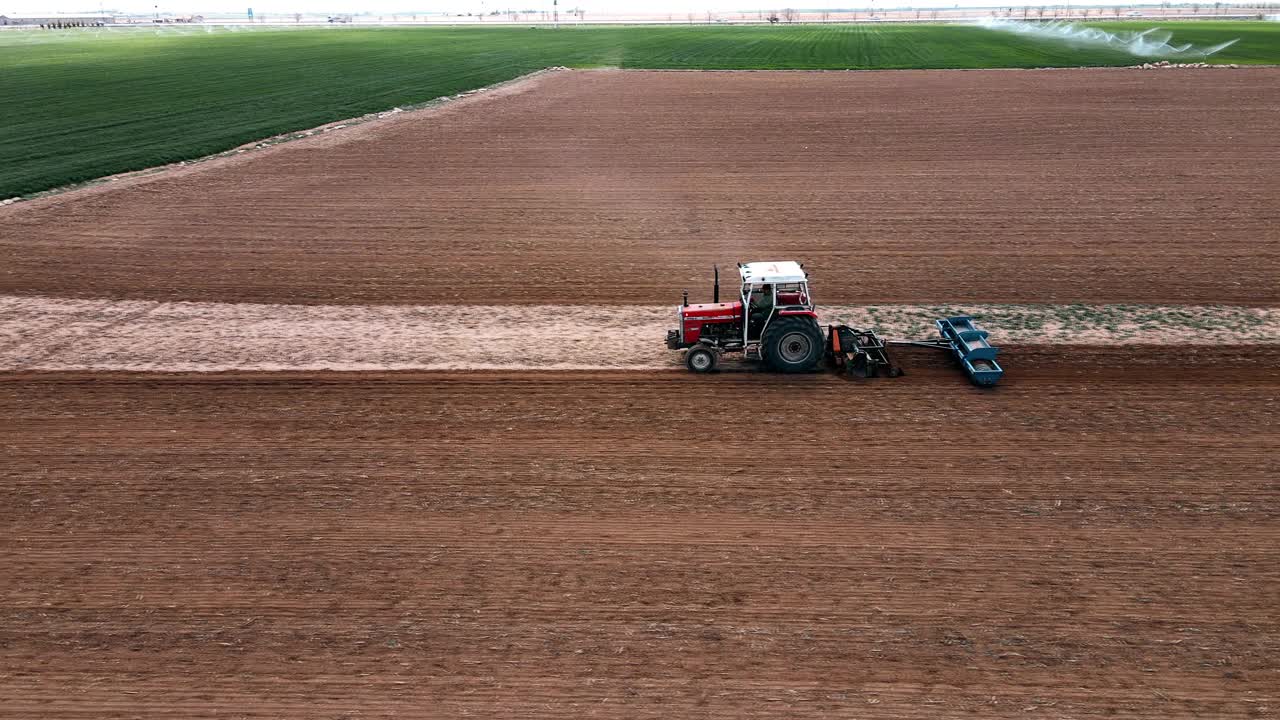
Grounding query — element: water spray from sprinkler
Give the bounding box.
[978,18,1239,58]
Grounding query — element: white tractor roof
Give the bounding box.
[739,261,807,285]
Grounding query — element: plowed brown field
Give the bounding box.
[2,68,1278,307]
[4,67,1278,718]
[3,349,1278,719]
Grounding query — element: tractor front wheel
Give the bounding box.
[685,345,719,373]
[762,317,823,373]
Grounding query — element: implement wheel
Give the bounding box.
[762,317,823,373]
[685,345,718,373]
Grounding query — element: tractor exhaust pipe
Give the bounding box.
[713,265,720,304]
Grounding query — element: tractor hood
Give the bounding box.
[681,301,742,320]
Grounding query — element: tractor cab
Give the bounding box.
[739,261,814,341]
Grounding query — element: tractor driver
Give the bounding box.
[750,284,774,313]
[748,284,774,338]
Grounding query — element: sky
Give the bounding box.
[3,0,1260,19]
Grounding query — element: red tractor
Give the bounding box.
[666,261,825,373]
[666,261,1006,386]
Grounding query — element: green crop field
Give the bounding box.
[2,21,1277,198]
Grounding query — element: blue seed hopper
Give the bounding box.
[935,316,1003,386]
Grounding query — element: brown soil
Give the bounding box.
[2,353,1278,718]
[3,68,1278,307]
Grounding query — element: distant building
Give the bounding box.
[0,14,116,26]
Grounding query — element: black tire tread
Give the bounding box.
[761,316,823,373]
[685,345,718,373]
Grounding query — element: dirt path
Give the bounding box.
[2,68,1278,307]
[2,365,1277,718]
[2,295,1276,371]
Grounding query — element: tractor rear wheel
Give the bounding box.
[685,345,718,373]
[762,316,823,373]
